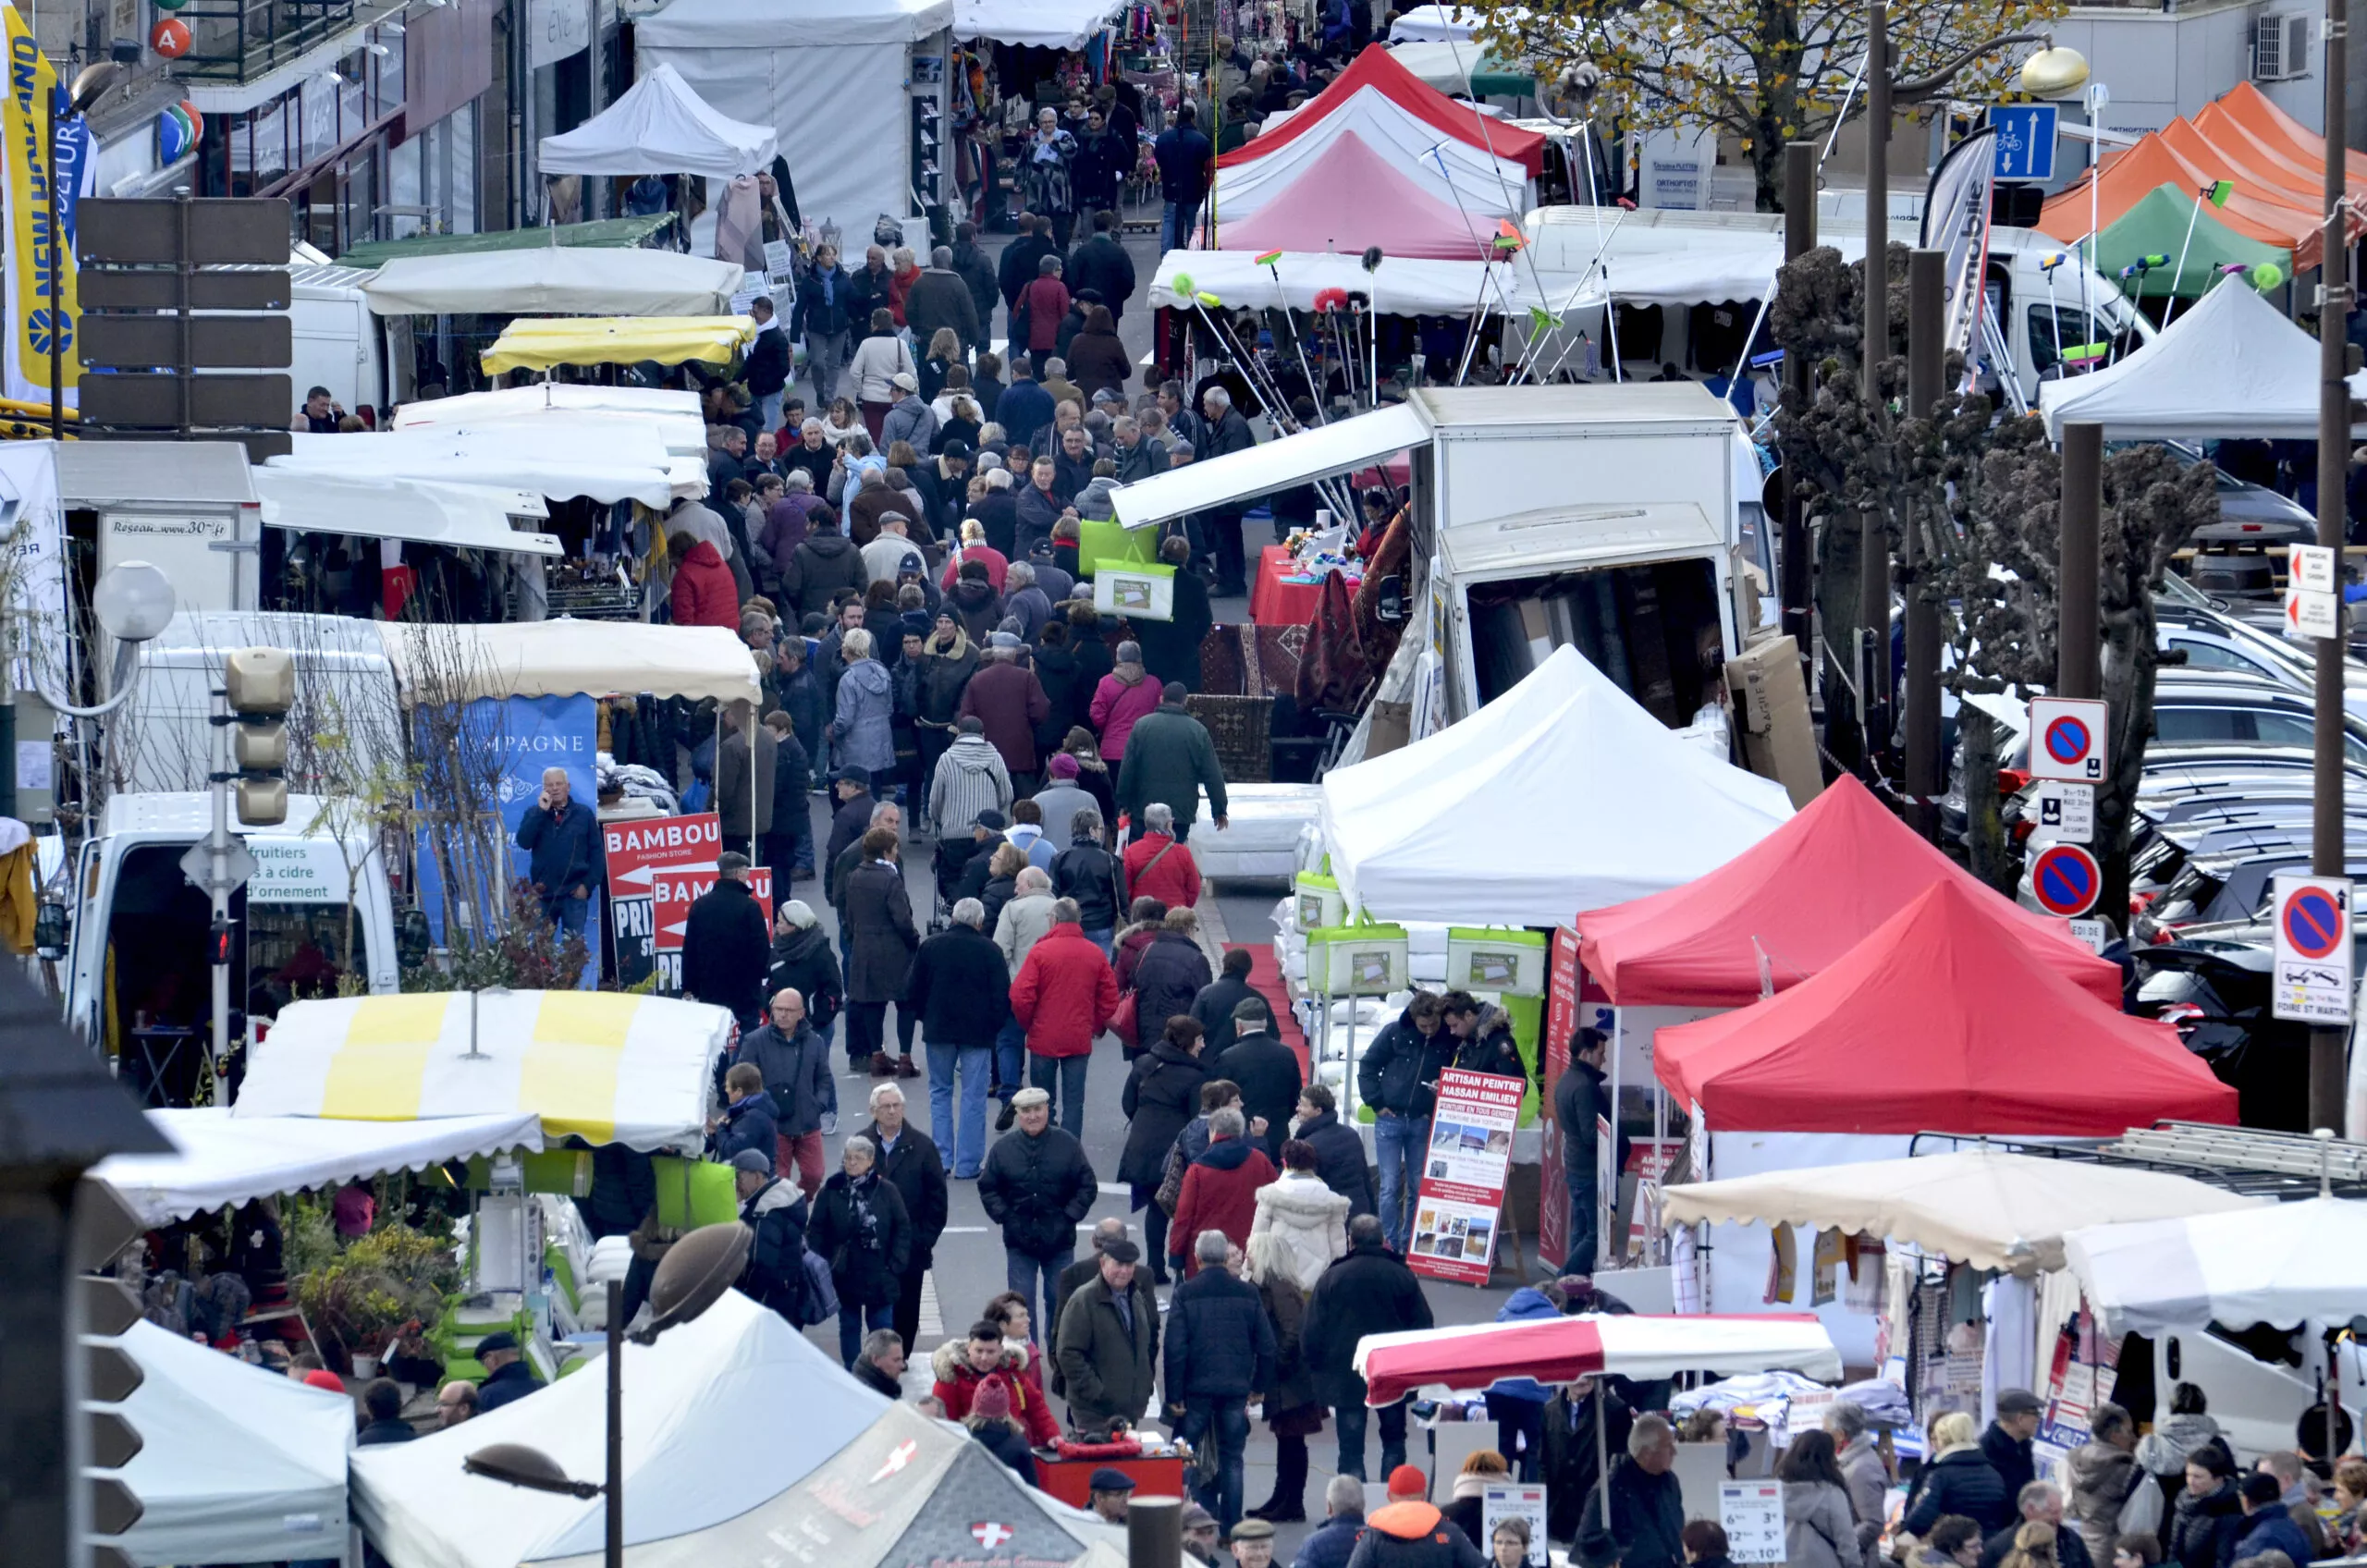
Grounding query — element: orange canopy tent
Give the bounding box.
[2204,81,2367,202]
[2156,117,2321,208]
[2193,92,2367,207]
[2037,132,2334,268]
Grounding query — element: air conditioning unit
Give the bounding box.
[2255,12,2309,80]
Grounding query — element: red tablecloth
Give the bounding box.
[1249,545,1357,628]
[1033,1452,1188,1507]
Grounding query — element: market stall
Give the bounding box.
[953,0,1126,47]
[251,471,564,567]
[537,63,782,181]
[1387,40,1534,98]
[108,1320,359,1568]
[374,619,761,706]
[363,249,748,320]
[389,386,706,455]
[267,425,695,508]
[1355,1311,1844,1404]
[478,315,758,376]
[2064,1194,2367,1335]
[1217,131,1505,259]
[1148,248,1584,316]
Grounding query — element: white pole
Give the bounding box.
[2161,190,2209,328]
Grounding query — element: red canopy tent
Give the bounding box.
[1578,776,2120,1009]
[1354,1314,1842,1406]
[1217,130,1501,258]
[1653,880,2237,1134]
[1215,43,1546,174]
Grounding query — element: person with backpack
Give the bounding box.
[731,1147,828,1329]
[806,1134,914,1368]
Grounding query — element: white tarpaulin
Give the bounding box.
[955,0,1124,47]
[106,1321,357,1567]
[251,470,564,557]
[1388,3,1478,39]
[352,1290,889,1567]
[266,426,693,508]
[364,247,746,318]
[92,1107,547,1226]
[1150,249,1595,318]
[1662,1149,2265,1276]
[537,63,780,179]
[1214,96,1530,226]
[391,386,707,455]
[2039,275,2367,440]
[374,619,762,705]
[1111,401,1426,529]
[233,991,730,1151]
[1321,644,1793,925]
[2064,1194,2367,1333]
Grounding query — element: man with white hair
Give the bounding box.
[994,864,1059,972]
[858,1079,947,1359]
[903,895,1012,1176]
[1197,383,1257,595]
[862,513,926,587]
[1002,558,1052,643]
[1163,1227,1276,1535]
[1293,1476,1369,1568]
[515,765,600,941]
[1122,801,1201,913]
[1582,1413,1686,1568]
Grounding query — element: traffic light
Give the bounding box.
[223,646,292,827]
[74,1178,148,1568]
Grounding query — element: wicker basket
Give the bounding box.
[1185,694,1272,784]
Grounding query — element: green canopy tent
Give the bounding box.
[1387,40,1536,99]
[340,214,679,268]
[2091,183,2288,298]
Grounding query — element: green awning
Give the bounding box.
[337,214,679,268]
[2093,183,2288,299]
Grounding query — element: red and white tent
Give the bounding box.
[1210,44,1540,233]
[1353,1313,1843,1406]
[1217,131,1502,258]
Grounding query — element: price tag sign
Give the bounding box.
[1722,1481,1786,1562]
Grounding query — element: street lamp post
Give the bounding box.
[2311,0,2349,1133]
[462,1222,754,1568]
[47,62,119,443]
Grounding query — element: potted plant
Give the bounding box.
[293,1222,460,1377]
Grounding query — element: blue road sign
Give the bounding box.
[1991,104,2058,181]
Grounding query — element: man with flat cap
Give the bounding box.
[1053,1218,1157,1438]
[1088,1467,1137,1524]
[472,1329,538,1412]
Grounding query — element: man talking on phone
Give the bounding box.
[515,766,601,941]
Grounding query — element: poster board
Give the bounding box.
[1720,1480,1785,1562]
[603,811,731,993]
[1481,1484,1547,1566]
[1408,1067,1523,1285]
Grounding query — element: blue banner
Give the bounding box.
[413,694,597,950]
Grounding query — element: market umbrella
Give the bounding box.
[1352,1312,1842,1406]
[2063,1194,2367,1334]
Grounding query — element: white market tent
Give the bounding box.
[2038,274,2367,440]
[1320,644,1794,925]
[251,470,564,558]
[636,0,952,244]
[955,0,1125,48]
[1388,3,1479,40]
[351,1290,890,1567]
[363,247,746,318]
[109,1322,358,1566]
[2064,1194,2367,1333]
[267,425,698,508]
[92,1107,547,1227]
[1662,1149,2266,1277]
[1149,247,1597,317]
[233,991,733,1150]
[391,386,707,456]
[374,619,762,705]
[537,63,780,180]
[1214,102,1531,230]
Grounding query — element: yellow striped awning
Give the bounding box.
[479,314,757,374]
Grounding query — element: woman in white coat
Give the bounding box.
[1247,1139,1352,1292]
[845,307,917,443]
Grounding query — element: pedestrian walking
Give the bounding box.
[1542,1377,1633,1540]
[708,1062,781,1170]
[1190,949,1268,1056]
[1113,894,1168,1001]
[1115,682,1228,836]
[960,640,1053,792]
[1120,1015,1208,1282]
[1783,1430,1862,1568]
[1305,1214,1433,1481]
[1132,905,1214,1045]
[2166,1450,2243,1568]
[1906,1412,2017,1537]
[1830,1402,1895,1562]
[717,702,779,864]
[1247,1138,1350,1292]
[762,710,813,893]
[765,901,843,1047]
[1153,103,1213,252]
[1293,1084,1375,1217]
[1245,1147,1343,1525]
[681,851,771,1030]
[2065,1405,2157,1568]
[806,1136,912,1368]
[793,244,857,405]
[1358,991,1453,1252]
[1051,807,1123,950]
[904,897,1010,1177]
[841,825,922,1077]
[1090,641,1162,761]
[730,986,837,1194]
[857,1083,946,1362]
[1164,1231,1277,1534]
[831,629,899,783]
[1214,1000,1302,1163]
[1122,803,1201,912]
[930,715,1015,834]
[730,1147,816,1327]
[1053,1234,1157,1437]
[1169,1107,1276,1278]
[1009,901,1119,1136]
[514,766,601,944]
[977,1086,1097,1339]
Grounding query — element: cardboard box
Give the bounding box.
[1726,633,1821,808]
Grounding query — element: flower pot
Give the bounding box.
[351,1354,380,1379]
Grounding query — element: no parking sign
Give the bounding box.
[2030,696,2108,783]
[2272,873,2355,1023]
[2030,841,2102,918]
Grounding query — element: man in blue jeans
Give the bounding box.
[903,896,1011,1178]
[1154,103,1212,253]
[1356,990,1452,1252]
[977,1086,1098,1338]
[1164,1232,1275,1534]
[1551,1025,1617,1275]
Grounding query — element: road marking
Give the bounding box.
[943,1225,989,1233]
[1098,1182,1130,1196]
[916,1270,944,1346]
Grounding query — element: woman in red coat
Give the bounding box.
[1168,1106,1276,1278]
[668,537,741,630]
[1009,913,1119,1135]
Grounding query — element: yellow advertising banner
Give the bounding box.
[0,10,78,407]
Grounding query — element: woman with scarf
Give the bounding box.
[793,244,857,406]
[1023,107,1080,249]
[806,1135,912,1368]
[914,614,982,827]
[1061,726,1118,829]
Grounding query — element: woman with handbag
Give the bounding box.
[1783,1430,1865,1568]
[806,1135,912,1368]
[1120,1016,1208,1286]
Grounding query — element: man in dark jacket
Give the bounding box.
[1541,1379,1633,1542]
[732,986,838,1197]
[1153,104,1214,252]
[1294,1084,1374,1217]
[999,213,1060,318]
[824,769,877,881]
[1066,210,1139,320]
[1212,1003,1302,1163]
[998,362,1058,456]
[1191,948,1269,1055]
[841,826,921,1077]
[515,766,601,941]
[357,1378,417,1445]
[950,221,1000,338]
[1357,992,1452,1252]
[1551,1025,1619,1275]
[959,643,1052,792]
[1305,1215,1434,1481]
[1116,685,1228,834]
[1196,386,1257,594]
[762,709,813,897]
[472,1330,540,1412]
[1052,1217,1140,1387]
[1977,1482,2096,1568]
[733,1146,816,1324]
[1295,1476,1371,1568]
[904,897,1012,1179]
[979,1087,1098,1343]
[1164,1231,1278,1535]
[858,1080,948,1360]
[1055,1234,1157,1437]
[1050,814,1123,948]
[746,298,793,430]
[716,702,777,864]
[907,246,984,358]
[767,901,844,1040]
[1983,1390,2043,1501]
[1134,534,1213,692]
[1580,1415,1686,1568]
[681,851,771,1029]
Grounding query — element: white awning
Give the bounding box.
[536,62,780,179]
[364,247,747,318]
[2065,1194,2367,1333]
[91,1107,547,1227]
[251,470,564,557]
[392,385,707,456]
[954,0,1125,47]
[266,425,692,508]
[1152,248,1592,317]
[376,619,763,705]
[635,0,950,45]
[1110,402,1428,529]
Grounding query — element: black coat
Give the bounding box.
[1542,1385,1633,1540]
[841,857,920,1004]
[1981,1525,2094,1568]
[1303,1239,1433,1406]
[1903,1448,2015,1537]
[1357,1011,1455,1120]
[771,731,814,829]
[979,1124,1098,1259]
[1134,570,1212,690]
[766,925,845,1035]
[1163,1266,1276,1402]
[1065,233,1138,317]
[905,925,1012,1047]
[746,322,792,396]
[681,880,770,1022]
[1981,1421,2038,1501]
[806,1170,912,1306]
[1130,930,1212,1042]
[1210,1031,1302,1161]
[858,1121,949,1270]
[973,1419,1037,1480]
[1583,1456,1686,1568]
[1051,842,1123,932]
[1189,973,1267,1056]
[825,790,877,876]
[1295,1108,1374,1217]
[2167,1482,2244,1568]
[1118,1038,1208,1187]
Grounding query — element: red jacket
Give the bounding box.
[1018,277,1070,351]
[669,539,740,630]
[888,264,920,327]
[959,659,1051,774]
[929,1339,1061,1446]
[1124,831,1200,913]
[1169,1136,1276,1275]
[1010,922,1118,1058]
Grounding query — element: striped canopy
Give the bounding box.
[1353,1313,1842,1406]
[234,991,730,1150]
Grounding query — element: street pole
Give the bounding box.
[2312,0,2349,1133]
[607,1277,623,1568]
[1861,0,1893,772]
[1128,1495,1182,1568]
[1780,142,1817,679]
[2058,423,2102,701]
[1903,248,1945,841]
[207,688,234,1066]
[46,90,60,442]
